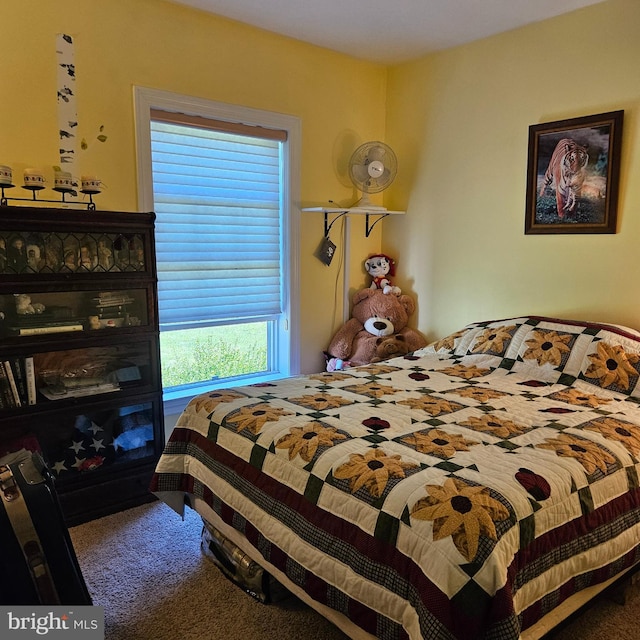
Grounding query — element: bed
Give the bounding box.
[150,315,640,639]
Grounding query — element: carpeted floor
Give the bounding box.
[69,500,639,640]
[70,500,347,640]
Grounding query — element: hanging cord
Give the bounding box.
[329,216,347,338]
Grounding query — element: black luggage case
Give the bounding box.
[0,449,92,605]
[201,517,291,604]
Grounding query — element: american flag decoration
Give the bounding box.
[49,415,115,476]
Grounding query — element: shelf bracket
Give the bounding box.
[324,210,349,237]
[303,206,405,238]
[365,213,390,238]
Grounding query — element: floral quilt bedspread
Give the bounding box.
[151,316,640,640]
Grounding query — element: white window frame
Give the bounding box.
[133,87,301,416]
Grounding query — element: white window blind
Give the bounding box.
[150,112,286,331]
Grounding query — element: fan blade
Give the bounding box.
[368,170,393,192]
[369,172,388,188]
[366,146,386,162]
[351,164,370,183]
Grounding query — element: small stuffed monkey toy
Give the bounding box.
[364,254,401,295]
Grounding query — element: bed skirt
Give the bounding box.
[170,494,639,640]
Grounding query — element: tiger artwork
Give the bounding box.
[539,138,589,218]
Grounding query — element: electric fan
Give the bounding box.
[348,141,398,209]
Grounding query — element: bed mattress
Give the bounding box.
[152,315,640,639]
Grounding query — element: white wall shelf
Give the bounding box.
[302,207,405,238]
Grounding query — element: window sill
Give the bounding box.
[162,370,290,418]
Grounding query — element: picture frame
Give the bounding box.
[525,110,623,234]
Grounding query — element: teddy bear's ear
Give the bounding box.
[395,334,406,342]
[398,295,416,316]
[376,336,385,345]
[353,288,376,305]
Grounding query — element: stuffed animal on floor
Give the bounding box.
[369,334,411,363]
[364,253,401,295]
[327,289,427,367]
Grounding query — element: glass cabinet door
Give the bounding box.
[0,338,158,412]
[34,401,159,483]
[33,341,156,402]
[0,287,151,337]
[0,229,148,274]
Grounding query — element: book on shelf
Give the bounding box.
[24,356,36,406]
[0,362,15,409]
[0,357,36,408]
[2,360,22,407]
[8,356,28,405]
[92,292,135,308]
[9,323,84,336]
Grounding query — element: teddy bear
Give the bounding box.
[327,288,427,367]
[14,293,45,315]
[364,254,401,295]
[370,334,411,363]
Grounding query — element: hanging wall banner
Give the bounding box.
[56,33,78,193]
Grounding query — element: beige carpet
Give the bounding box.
[69,500,639,640]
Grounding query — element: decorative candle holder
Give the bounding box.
[0,165,13,187]
[81,176,102,194]
[0,166,99,210]
[23,168,46,191]
[53,171,75,193]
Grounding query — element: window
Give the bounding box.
[134,88,300,415]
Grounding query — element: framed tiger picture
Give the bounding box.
[525,110,623,234]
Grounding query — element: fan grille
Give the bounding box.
[349,141,397,194]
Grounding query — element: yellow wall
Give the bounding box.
[1,0,387,374]
[4,0,640,377]
[385,0,640,341]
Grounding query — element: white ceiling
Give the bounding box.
[168,0,607,64]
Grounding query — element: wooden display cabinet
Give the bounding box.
[0,206,165,525]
